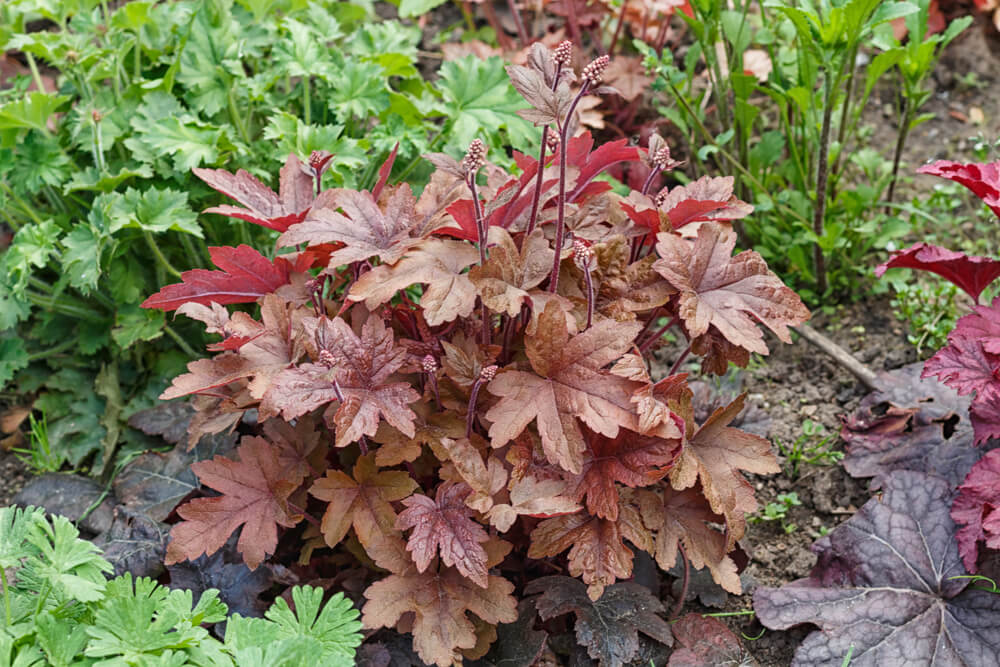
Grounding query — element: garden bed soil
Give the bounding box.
[0,449,29,507]
[700,297,914,666]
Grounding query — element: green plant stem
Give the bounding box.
[25,291,105,321]
[885,96,913,214]
[25,52,46,93]
[27,337,80,362]
[179,232,211,268]
[1,568,10,627]
[163,324,199,358]
[668,83,811,227]
[302,75,311,126]
[29,276,114,309]
[0,182,43,224]
[397,126,447,184]
[227,86,251,144]
[830,43,859,181]
[812,70,839,296]
[144,232,184,280]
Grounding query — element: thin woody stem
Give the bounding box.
[548,83,592,291]
[526,62,563,236]
[638,316,679,353]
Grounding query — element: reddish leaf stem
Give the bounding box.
[668,341,693,375]
[548,83,592,292]
[287,501,322,529]
[466,379,485,438]
[526,61,563,236]
[608,0,628,55]
[582,264,594,329]
[638,316,679,353]
[507,0,529,47]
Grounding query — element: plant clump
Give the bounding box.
[142,42,810,665]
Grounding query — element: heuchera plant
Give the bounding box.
[878,158,1000,575]
[142,42,809,665]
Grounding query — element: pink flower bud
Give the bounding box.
[572,239,596,271]
[422,354,438,373]
[462,138,487,173]
[318,349,336,367]
[480,365,498,382]
[581,55,610,86]
[554,40,573,66]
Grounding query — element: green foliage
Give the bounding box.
[775,419,843,479]
[641,0,968,304]
[0,506,363,666]
[0,0,533,476]
[749,492,802,533]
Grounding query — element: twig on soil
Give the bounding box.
[794,324,879,392]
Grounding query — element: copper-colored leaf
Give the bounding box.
[166,436,304,570]
[485,303,678,474]
[277,186,426,266]
[362,565,518,667]
[397,482,491,587]
[654,223,810,355]
[639,486,741,594]
[469,227,554,317]
[349,239,480,326]
[669,394,780,547]
[194,153,317,232]
[309,453,417,573]
[570,426,681,521]
[528,512,633,599]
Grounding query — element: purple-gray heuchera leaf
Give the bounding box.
[754,470,1000,666]
[840,363,1000,488]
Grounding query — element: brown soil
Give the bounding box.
[0,449,29,507]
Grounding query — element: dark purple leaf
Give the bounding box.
[467,600,548,667]
[667,614,758,666]
[754,471,1000,666]
[839,363,998,488]
[113,433,237,522]
[127,403,195,444]
[525,575,672,667]
[167,537,276,619]
[93,505,168,578]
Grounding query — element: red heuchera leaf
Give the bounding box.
[917,159,1000,219]
[165,436,304,570]
[397,482,490,587]
[194,153,318,232]
[654,223,811,355]
[309,453,417,573]
[923,305,1000,446]
[875,242,1000,301]
[564,132,642,201]
[569,426,682,521]
[371,142,399,201]
[972,400,1000,445]
[951,449,1000,572]
[668,614,755,667]
[657,175,753,230]
[362,545,518,667]
[141,245,300,311]
[755,471,1000,666]
[525,575,673,665]
[960,298,1000,355]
